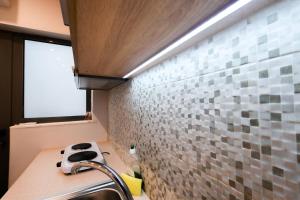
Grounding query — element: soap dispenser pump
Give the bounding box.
[128,144,141,178]
[129,144,136,155]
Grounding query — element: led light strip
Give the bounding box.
[123,0,253,78]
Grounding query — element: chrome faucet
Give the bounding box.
[71,161,134,200]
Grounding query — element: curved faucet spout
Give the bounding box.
[71,161,134,200]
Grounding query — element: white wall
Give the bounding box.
[9,91,109,186]
[0,0,69,39]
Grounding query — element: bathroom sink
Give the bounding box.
[45,181,122,200]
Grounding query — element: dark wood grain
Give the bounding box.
[0,31,12,197]
[0,31,12,128]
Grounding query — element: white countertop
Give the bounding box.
[2,141,149,200]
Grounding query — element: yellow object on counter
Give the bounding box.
[120,173,142,196]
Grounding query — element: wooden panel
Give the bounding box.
[0,30,12,197]
[69,0,231,77]
[0,31,12,128]
[11,36,24,124]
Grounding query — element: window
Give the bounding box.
[6,36,90,123]
[23,40,88,119]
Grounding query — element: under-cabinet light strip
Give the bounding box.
[123,0,253,78]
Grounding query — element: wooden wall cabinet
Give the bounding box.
[61,0,231,81]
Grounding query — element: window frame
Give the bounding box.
[12,33,91,124]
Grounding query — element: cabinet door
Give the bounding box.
[0,31,12,197]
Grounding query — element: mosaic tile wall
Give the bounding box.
[108,1,300,199]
